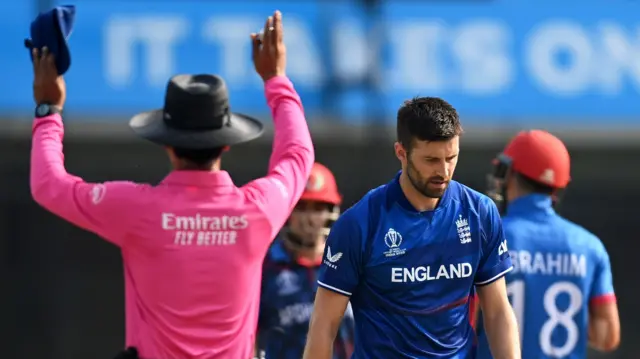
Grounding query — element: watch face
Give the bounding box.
[36,104,50,117]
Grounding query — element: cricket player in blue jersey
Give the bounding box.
[476,130,621,358]
[303,97,521,359]
[257,163,355,359]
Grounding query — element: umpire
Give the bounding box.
[29,10,314,359]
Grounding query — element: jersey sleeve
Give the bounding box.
[589,243,616,306]
[30,115,146,246]
[474,199,513,286]
[317,208,364,297]
[242,76,314,245]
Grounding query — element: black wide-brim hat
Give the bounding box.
[130,74,264,149]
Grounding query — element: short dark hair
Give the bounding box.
[172,147,225,169]
[514,172,555,195]
[396,97,463,150]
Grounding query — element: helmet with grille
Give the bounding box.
[487,130,571,212]
[284,163,342,251]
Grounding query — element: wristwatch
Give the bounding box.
[35,103,62,118]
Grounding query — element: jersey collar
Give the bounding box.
[506,194,555,216]
[268,237,322,267]
[387,171,452,214]
[160,170,235,189]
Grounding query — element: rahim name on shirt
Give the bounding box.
[510,250,587,277]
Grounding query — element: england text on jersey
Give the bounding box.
[391,263,473,282]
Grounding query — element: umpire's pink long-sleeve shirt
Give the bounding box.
[30,76,314,359]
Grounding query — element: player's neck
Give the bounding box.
[174,162,221,171]
[283,235,324,263]
[506,184,531,204]
[298,249,322,262]
[399,172,439,211]
[170,155,222,171]
[293,246,324,267]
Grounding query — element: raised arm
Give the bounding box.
[243,11,314,240]
[29,47,143,246]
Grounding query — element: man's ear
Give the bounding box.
[394,142,407,163]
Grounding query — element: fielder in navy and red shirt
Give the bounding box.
[304,97,520,359]
[257,163,354,359]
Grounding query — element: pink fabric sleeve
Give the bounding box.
[30,114,147,246]
[242,76,315,241]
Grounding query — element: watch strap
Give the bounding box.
[35,104,62,118]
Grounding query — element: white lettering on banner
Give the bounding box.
[100,14,640,97]
[202,17,258,85]
[510,250,587,277]
[598,23,640,95]
[526,21,640,96]
[391,263,473,283]
[281,17,322,87]
[202,16,322,86]
[332,20,370,82]
[387,21,512,93]
[162,213,248,246]
[105,16,189,88]
[387,22,446,91]
[526,21,593,95]
[451,20,513,94]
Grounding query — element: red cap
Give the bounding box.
[502,130,571,189]
[300,163,342,206]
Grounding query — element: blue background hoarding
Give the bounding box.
[2,0,640,127]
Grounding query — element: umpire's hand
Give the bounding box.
[251,10,286,82]
[31,47,66,109]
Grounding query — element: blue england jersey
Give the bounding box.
[258,238,355,359]
[317,172,513,358]
[476,194,616,359]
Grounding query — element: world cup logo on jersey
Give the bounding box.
[384,228,402,248]
[276,270,300,296]
[383,228,406,257]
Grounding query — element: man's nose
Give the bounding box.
[434,162,448,178]
[307,211,326,225]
